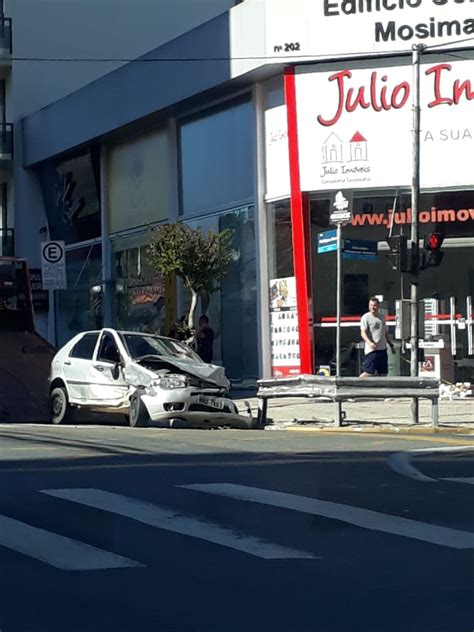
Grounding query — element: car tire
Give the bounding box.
[129,395,150,428]
[50,386,72,425]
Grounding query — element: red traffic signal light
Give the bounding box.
[426,233,444,250]
[423,232,444,268]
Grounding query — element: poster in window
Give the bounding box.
[269,276,300,377]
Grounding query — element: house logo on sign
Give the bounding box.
[322,131,368,165]
[320,130,372,188]
[333,191,349,212]
[349,131,368,162]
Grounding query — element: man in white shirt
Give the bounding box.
[360,297,394,377]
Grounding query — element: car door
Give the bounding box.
[88,331,130,404]
[62,332,100,401]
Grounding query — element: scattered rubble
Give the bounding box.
[439,382,473,400]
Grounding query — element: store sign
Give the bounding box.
[295,59,474,191]
[269,276,301,377]
[264,0,474,60]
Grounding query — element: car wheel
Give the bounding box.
[50,386,72,425]
[129,395,150,428]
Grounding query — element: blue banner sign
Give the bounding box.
[343,239,378,261]
[317,230,337,254]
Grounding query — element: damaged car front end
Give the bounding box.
[119,332,254,429]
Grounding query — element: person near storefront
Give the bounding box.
[196,314,215,363]
[359,297,394,377]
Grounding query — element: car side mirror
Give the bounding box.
[112,362,121,380]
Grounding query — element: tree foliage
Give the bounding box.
[148,223,234,331]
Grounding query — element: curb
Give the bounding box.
[279,424,474,438]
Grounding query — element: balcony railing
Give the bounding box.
[0,18,12,55]
[0,228,13,257]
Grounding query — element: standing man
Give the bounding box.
[360,297,394,377]
[196,315,215,364]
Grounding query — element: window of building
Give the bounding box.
[179,98,254,216]
[39,149,101,245]
[56,244,102,346]
[107,128,169,233]
[111,231,170,335]
[184,206,258,383]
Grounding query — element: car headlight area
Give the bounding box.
[158,374,189,390]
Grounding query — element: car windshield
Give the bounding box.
[122,333,204,363]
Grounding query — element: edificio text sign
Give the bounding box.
[266,0,474,60]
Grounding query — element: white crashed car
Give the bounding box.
[48,328,253,428]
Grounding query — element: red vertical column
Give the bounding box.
[284,67,314,375]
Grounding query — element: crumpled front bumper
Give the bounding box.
[140,389,254,429]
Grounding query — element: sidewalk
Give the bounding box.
[232,392,474,434]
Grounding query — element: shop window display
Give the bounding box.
[112,237,168,335]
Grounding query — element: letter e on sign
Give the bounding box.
[41,241,67,290]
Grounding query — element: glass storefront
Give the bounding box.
[314,191,474,377]
[267,191,474,381]
[56,244,102,346]
[111,232,170,335]
[185,206,258,384]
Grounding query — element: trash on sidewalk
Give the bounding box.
[439,382,473,400]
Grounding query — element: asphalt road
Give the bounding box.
[0,423,472,632]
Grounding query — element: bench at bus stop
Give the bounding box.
[256,375,441,428]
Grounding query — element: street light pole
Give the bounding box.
[410,43,424,423]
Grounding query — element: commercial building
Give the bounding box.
[18,0,474,385]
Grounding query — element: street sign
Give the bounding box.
[343,239,378,261]
[317,230,337,254]
[41,241,67,290]
[329,190,352,225]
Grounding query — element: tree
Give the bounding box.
[148,223,234,335]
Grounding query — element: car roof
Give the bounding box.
[77,329,174,342]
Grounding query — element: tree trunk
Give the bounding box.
[188,289,198,332]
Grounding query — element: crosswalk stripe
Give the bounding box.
[444,477,474,485]
[0,514,143,570]
[181,483,474,550]
[42,488,316,560]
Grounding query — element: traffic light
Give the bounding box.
[423,232,444,268]
[386,235,408,272]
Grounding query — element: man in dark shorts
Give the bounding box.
[360,297,394,377]
[196,315,215,364]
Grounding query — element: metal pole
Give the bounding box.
[410,44,423,423]
[336,222,342,378]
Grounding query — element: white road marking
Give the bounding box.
[42,488,316,560]
[181,483,474,550]
[387,446,474,483]
[0,515,142,570]
[444,477,474,485]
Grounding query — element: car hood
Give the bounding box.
[125,356,230,389]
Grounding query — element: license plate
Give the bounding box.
[198,395,225,410]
